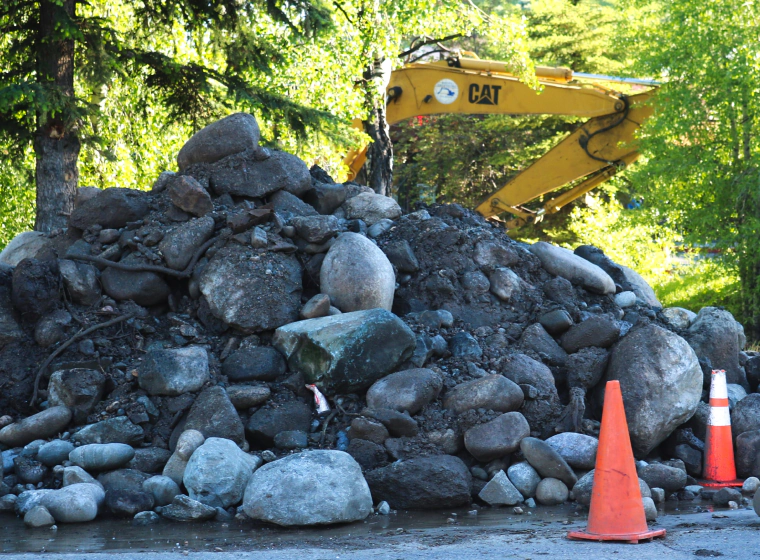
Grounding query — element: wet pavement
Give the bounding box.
[1,500,759,558]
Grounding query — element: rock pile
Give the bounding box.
[0,112,756,527]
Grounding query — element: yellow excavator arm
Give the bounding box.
[345,56,657,225]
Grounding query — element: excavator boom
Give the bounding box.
[345,56,657,225]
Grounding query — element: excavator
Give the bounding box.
[344,54,659,227]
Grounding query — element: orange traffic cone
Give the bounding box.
[700,369,743,488]
[568,380,666,543]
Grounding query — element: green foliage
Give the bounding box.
[621,0,760,334]
[655,259,742,321]
[0,141,35,247]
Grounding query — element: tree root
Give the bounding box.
[31,313,135,408]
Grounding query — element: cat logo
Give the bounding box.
[468,84,502,105]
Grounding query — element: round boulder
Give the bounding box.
[320,232,395,312]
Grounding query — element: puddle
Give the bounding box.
[0,500,719,553]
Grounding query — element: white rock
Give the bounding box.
[660,307,696,330]
[320,232,395,312]
[0,232,50,266]
[614,291,637,308]
[344,193,402,226]
[528,241,615,295]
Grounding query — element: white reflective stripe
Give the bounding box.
[710,371,728,399]
[709,406,731,427]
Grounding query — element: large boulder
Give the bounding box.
[602,324,702,456]
[528,242,615,295]
[69,188,150,230]
[138,346,209,396]
[199,245,302,333]
[687,307,747,388]
[365,368,443,415]
[320,232,395,312]
[0,232,50,266]
[243,451,372,526]
[732,394,760,438]
[207,149,311,198]
[177,113,260,170]
[184,438,261,508]
[273,309,416,393]
[40,483,105,523]
[364,455,471,509]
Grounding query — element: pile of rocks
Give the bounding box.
[0,112,758,528]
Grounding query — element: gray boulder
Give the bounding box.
[58,259,101,305]
[291,215,340,244]
[732,394,760,438]
[0,231,50,266]
[200,245,302,332]
[464,412,530,462]
[243,450,372,526]
[320,232,395,312]
[184,437,262,508]
[24,505,55,528]
[364,455,471,509]
[273,309,415,393]
[638,462,687,493]
[478,470,523,506]
[737,430,760,478]
[660,307,695,330]
[100,253,170,307]
[520,437,577,487]
[69,188,149,230]
[540,309,573,335]
[226,385,271,409]
[489,268,523,302]
[183,386,245,446]
[47,368,105,423]
[304,182,347,215]
[222,346,286,382]
[343,192,402,226]
[545,432,598,470]
[518,323,568,366]
[365,368,443,415]
[603,324,702,456]
[0,406,71,447]
[158,216,215,270]
[560,315,620,353]
[177,113,260,170]
[528,242,615,295]
[687,307,747,388]
[71,417,143,445]
[208,149,311,198]
[40,483,105,523]
[443,374,524,414]
[138,346,209,396]
[535,478,568,505]
[246,401,312,447]
[566,347,609,391]
[500,353,561,434]
[143,475,181,507]
[69,443,135,471]
[507,462,541,498]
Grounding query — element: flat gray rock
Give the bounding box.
[529,242,615,295]
[366,368,443,415]
[0,407,71,447]
[138,346,209,396]
[545,432,598,470]
[478,470,523,506]
[520,437,577,487]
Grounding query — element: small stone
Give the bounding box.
[507,462,541,499]
[377,501,391,515]
[143,475,181,507]
[69,443,135,471]
[105,489,155,517]
[226,385,271,409]
[222,346,286,382]
[614,291,637,308]
[348,418,389,445]
[650,487,665,504]
[24,505,56,528]
[520,437,577,487]
[160,494,217,522]
[642,497,658,520]
[138,346,209,396]
[250,227,268,249]
[274,430,308,450]
[62,466,101,487]
[443,374,523,415]
[743,477,760,494]
[464,412,529,462]
[71,417,143,446]
[513,506,524,514]
[133,511,160,525]
[365,368,443,415]
[478,470,523,506]
[713,487,742,507]
[300,294,331,320]
[37,440,75,467]
[246,401,313,446]
[363,409,418,438]
[0,407,72,447]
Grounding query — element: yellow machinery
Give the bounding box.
[344,55,658,226]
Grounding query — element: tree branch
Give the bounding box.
[398,34,463,59]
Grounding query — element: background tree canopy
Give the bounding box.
[0,0,757,335]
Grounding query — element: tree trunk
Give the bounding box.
[34,0,79,233]
[365,106,393,196]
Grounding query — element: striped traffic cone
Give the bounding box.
[700,369,743,489]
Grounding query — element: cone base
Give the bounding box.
[698,479,743,489]
[567,528,666,544]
